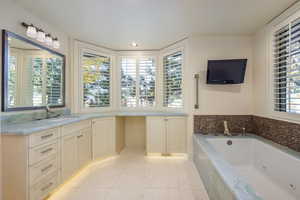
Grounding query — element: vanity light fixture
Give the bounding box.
[26,24,37,38]
[131,42,138,47]
[53,38,60,49]
[21,22,60,49]
[37,29,46,43]
[45,34,53,46]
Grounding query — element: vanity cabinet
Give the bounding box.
[61,121,92,182]
[146,116,186,155]
[2,128,61,200]
[92,117,116,160]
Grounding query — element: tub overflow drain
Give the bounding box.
[289,184,296,190]
[227,140,232,145]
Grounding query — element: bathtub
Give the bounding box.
[193,134,300,200]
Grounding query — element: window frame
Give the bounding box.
[118,53,158,110]
[78,48,113,112]
[161,47,185,111]
[269,10,300,122]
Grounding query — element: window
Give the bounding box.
[8,54,17,106]
[31,57,44,106]
[82,52,111,108]
[273,17,300,114]
[163,51,183,108]
[121,57,155,107]
[46,57,63,106]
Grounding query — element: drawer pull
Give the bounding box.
[41,164,53,172]
[41,133,54,140]
[77,135,83,138]
[41,182,53,192]
[40,148,53,154]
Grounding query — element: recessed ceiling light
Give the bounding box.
[131,42,138,47]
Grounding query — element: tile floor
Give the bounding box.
[49,148,209,200]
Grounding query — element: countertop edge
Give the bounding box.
[1,112,188,135]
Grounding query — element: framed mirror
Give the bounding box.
[2,30,65,111]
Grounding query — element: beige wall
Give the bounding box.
[124,117,146,149]
[187,35,254,115]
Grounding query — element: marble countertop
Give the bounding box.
[1,111,187,135]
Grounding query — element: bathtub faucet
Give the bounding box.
[223,121,232,136]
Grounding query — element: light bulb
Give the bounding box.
[37,30,45,42]
[45,34,53,46]
[53,38,60,49]
[131,42,138,47]
[26,24,37,38]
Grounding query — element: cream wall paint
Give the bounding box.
[187,35,254,115]
[183,35,254,157]
[0,0,70,114]
[252,1,300,123]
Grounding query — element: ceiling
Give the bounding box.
[15,0,297,50]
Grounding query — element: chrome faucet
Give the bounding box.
[242,127,246,136]
[223,121,232,136]
[45,105,60,119]
[45,105,51,119]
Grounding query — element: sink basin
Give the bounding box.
[34,115,81,122]
[48,115,80,122]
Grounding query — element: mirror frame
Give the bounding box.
[1,30,66,112]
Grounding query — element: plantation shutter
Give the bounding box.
[121,57,156,107]
[121,58,137,107]
[82,52,111,108]
[31,57,44,106]
[139,57,155,106]
[46,57,63,106]
[274,17,300,114]
[163,51,183,108]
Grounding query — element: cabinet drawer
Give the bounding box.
[29,128,59,148]
[61,120,91,137]
[29,155,59,186]
[30,172,59,200]
[29,140,59,165]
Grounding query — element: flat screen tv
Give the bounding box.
[206,59,247,84]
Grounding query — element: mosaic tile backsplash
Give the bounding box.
[194,115,300,152]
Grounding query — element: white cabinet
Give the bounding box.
[2,128,61,200]
[92,117,116,160]
[165,117,186,153]
[146,116,165,154]
[146,116,186,155]
[61,122,92,182]
[77,128,92,168]
[61,132,78,181]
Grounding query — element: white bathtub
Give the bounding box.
[193,135,300,200]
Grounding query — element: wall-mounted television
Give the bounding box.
[206,59,247,84]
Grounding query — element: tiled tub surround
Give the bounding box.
[193,135,300,200]
[194,115,300,152]
[194,115,254,136]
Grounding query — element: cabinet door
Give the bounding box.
[77,128,92,169]
[92,117,115,160]
[166,117,186,154]
[146,116,166,154]
[61,132,78,181]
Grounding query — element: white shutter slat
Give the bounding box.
[273,18,300,114]
[82,52,111,108]
[163,51,183,108]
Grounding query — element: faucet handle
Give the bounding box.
[242,127,246,135]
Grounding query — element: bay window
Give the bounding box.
[120,57,156,107]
